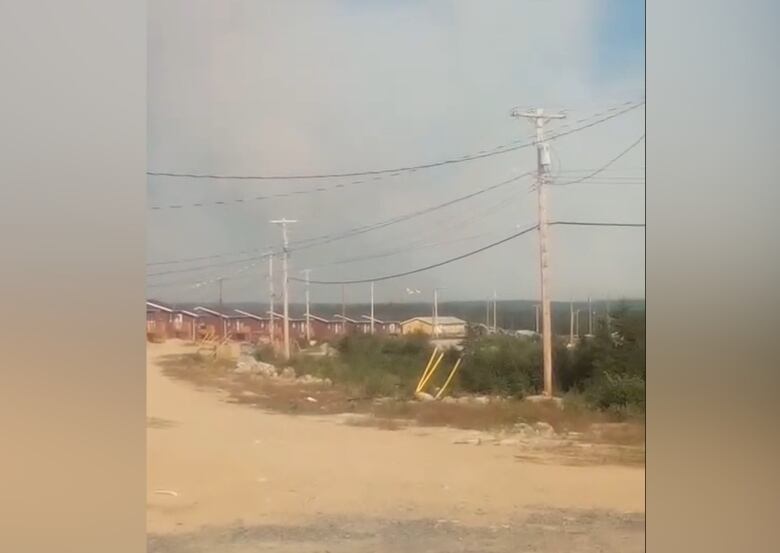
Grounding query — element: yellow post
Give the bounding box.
[418,351,445,393]
[434,357,462,399]
[416,347,439,393]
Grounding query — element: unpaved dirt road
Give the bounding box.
[147,341,644,552]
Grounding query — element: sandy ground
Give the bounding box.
[147,340,645,551]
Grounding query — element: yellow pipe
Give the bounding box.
[416,348,437,393]
[435,357,462,399]
[418,351,445,393]
[416,347,439,393]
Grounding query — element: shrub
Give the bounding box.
[457,334,541,397]
[584,371,645,411]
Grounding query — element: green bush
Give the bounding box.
[457,334,541,397]
[584,371,645,411]
[290,334,435,398]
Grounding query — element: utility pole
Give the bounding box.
[268,253,275,347]
[218,277,224,307]
[486,297,491,330]
[270,219,297,360]
[569,301,575,346]
[341,284,346,320]
[432,288,439,338]
[492,290,498,332]
[303,269,311,343]
[534,304,540,334]
[575,309,581,338]
[588,296,593,335]
[513,106,565,397]
[370,282,375,335]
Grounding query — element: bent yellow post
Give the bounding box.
[434,357,462,399]
[418,351,445,393]
[416,347,439,393]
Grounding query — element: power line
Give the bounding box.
[292,224,540,285]
[550,221,646,228]
[292,220,645,286]
[146,100,643,189]
[288,171,533,251]
[551,134,645,187]
[147,170,531,269]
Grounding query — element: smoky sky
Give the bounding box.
[147,0,645,305]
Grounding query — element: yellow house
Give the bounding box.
[400,316,466,338]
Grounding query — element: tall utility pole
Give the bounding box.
[341,284,346,319]
[432,288,439,338]
[534,304,540,334]
[569,301,575,346]
[588,296,593,335]
[218,277,224,307]
[303,269,311,343]
[370,282,375,335]
[492,290,498,332]
[270,219,297,360]
[575,309,581,338]
[513,106,566,397]
[268,253,275,346]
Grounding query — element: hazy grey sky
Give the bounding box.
[147,0,644,304]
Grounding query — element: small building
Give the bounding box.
[334,314,370,334]
[193,306,236,339]
[171,309,200,341]
[360,315,401,335]
[146,300,175,337]
[400,316,467,338]
[233,309,271,342]
[307,314,342,341]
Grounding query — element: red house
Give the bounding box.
[193,306,235,339]
[233,309,270,342]
[146,300,174,338]
[333,314,371,335]
[170,309,200,341]
[360,315,401,335]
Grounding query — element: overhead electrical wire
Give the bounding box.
[147,99,644,192]
[147,107,644,271]
[146,170,531,268]
[551,134,645,187]
[291,221,644,285]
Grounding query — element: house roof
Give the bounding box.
[233,309,267,321]
[401,316,466,326]
[194,306,235,319]
[333,314,362,324]
[146,300,174,313]
[308,314,333,323]
[179,310,200,318]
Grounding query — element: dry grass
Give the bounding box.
[158,353,645,453]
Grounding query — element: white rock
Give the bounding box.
[533,421,555,436]
[452,437,482,445]
[472,396,490,405]
[414,391,435,402]
[280,367,296,379]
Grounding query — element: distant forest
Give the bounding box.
[174,299,645,336]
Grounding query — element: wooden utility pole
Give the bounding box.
[270,219,297,360]
[569,301,575,346]
[370,282,375,335]
[512,107,566,397]
[268,253,275,346]
[303,269,311,343]
[492,290,497,332]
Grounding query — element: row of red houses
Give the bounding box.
[146,300,402,343]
